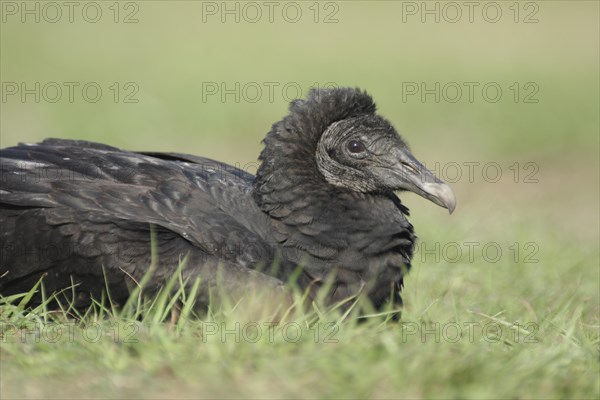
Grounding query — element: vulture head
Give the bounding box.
[255,87,456,214]
[316,114,455,213]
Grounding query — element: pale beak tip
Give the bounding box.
[423,182,456,215]
[448,201,456,215]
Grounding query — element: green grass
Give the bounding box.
[1,1,599,399]
[1,210,598,399]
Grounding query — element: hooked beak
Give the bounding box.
[386,148,456,214]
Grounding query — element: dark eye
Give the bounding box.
[347,140,366,154]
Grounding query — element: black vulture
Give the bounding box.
[0,88,455,313]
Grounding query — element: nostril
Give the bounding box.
[402,162,418,175]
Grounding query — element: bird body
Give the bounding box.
[0,88,455,311]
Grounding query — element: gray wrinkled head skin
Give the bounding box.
[316,115,455,213]
[256,88,456,214]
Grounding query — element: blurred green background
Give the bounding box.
[1,1,597,156]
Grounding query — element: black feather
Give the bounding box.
[1,88,425,312]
